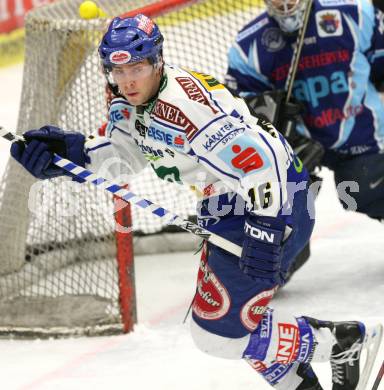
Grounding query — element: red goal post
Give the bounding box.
[0,0,263,338]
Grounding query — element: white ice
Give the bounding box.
[0,64,383,390]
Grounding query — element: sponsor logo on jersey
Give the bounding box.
[304,104,363,128]
[369,176,384,189]
[261,28,286,52]
[174,135,185,149]
[134,139,164,159]
[246,360,268,373]
[236,17,269,42]
[231,144,263,173]
[147,126,186,150]
[110,50,131,64]
[293,70,349,108]
[316,10,343,37]
[303,36,317,45]
[176,76,218,113]
[377,10,384,35]
[264,363,292,385]
[244,221,276,243]
[137,14,154,35]
[218,137,270,177]
[121,108,131,119]
[164,148,175,158]
[135,119,147,137]
[153,99,198,139]
[319,0,355,7]
[152,165,182,183]
[279,136,303,173]
[349,145,371,155]
[240,288,275,332]
[192,250,231,320]
[276,323,299,364]
[188,71,225,91]
[109,109,124,123]
[203,122,245,152]
[271,50,350,81]
[296,320,315,363]
[110,104,133,123]
[203,183,216,197]
[148,127,173,145]
[197,214,221,227]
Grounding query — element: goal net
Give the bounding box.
[0,0,262,337]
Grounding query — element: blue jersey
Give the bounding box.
[226,0,384,155]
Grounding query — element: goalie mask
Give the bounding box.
[265,0,308,33]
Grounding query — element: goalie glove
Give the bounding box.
[245,90,324,173]
[285,130,324,173]
[10,125,86,180]
[244,90,302,135]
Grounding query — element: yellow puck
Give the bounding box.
[79,1,101,19]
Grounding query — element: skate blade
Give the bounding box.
[357,323,383,390]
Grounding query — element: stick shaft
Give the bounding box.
[285,0,313,102]
[0,126,242,257]
[372,360,384,390]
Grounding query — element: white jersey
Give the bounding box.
[85,64,306,218]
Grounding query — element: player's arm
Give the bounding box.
[10,125,86,180]
[366,5,384,90]
[10,97,148,180]
[225,42,273,97]
[182,98,291,287]
[85,124,148,181]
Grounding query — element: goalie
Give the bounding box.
[226,0,384,229]
[10,14,381,390]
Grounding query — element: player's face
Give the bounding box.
[111,59,162,105]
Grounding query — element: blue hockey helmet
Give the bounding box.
[99,14,164,68]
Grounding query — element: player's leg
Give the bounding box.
[327,152,384,221]
[190,236,326,388]
[191,188,381,389]
[246,360,323,389]
[192,289,381,389]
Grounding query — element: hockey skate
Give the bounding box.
[330,321,383,390]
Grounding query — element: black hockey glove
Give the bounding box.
[245,90,304,136]
[10,125,86,180]
[285,130,324,174]
[245,90,324,173]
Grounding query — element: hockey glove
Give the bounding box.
[240,214,286,286]
[285,130,324,174]
[10,125,86,180]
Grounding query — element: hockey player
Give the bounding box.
[9,14,381,390]
[226,0,384,225]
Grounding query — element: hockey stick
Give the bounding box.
[372,360,384,390]
[0,126,242,257]
[284,0,313,103]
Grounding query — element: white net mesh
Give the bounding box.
[0,0,262,337]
